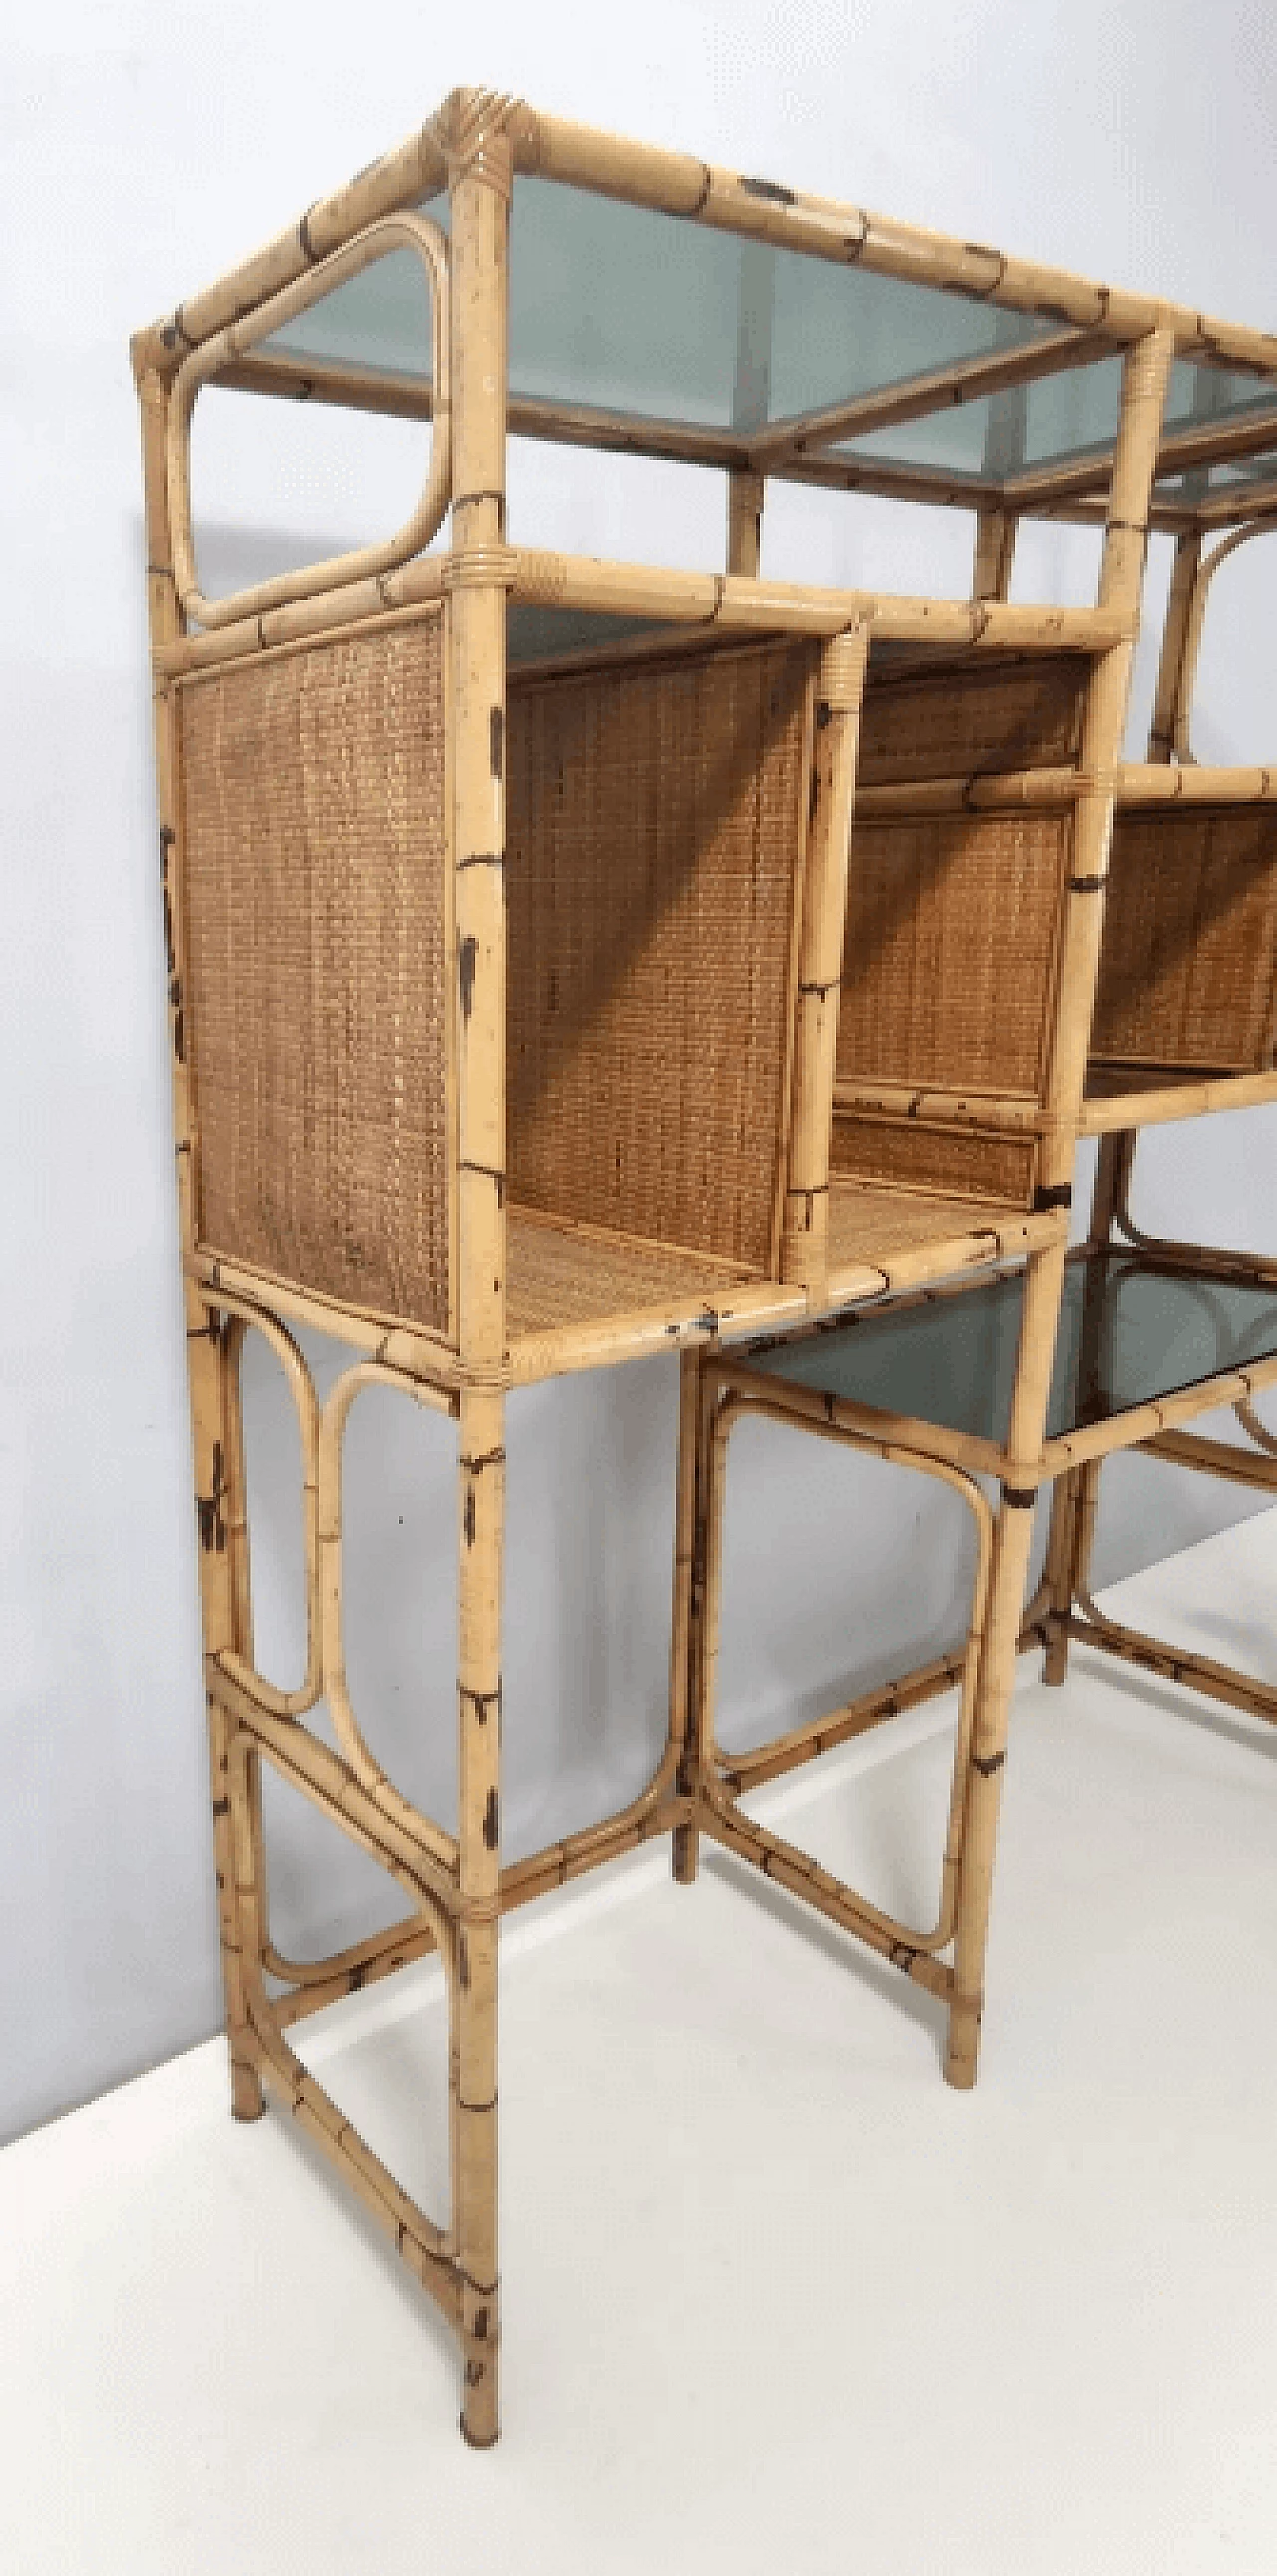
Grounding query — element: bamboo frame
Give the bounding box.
[133,95,1277,2446]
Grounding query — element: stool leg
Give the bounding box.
[455,1392,504,2448]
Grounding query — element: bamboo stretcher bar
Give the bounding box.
[1081,1070,1277,1134]
[834,1081,1044,1133]
[1198,479,1277,529]
[697,1798,954,1998]
[201,339,1202,533]
[1008,407,1277,512]
[155,548,1131,682]
[714,1646,968,1796]
[1039,1344,1277,1475]
[1140,1425,1277,1493]
[823,1204,1064,1311]
[855,761,1277,817]
[707,1354,1007,1482]
[1065,1601,1277,1726]
[749,328,1110,461]
[1115,762,1277,802]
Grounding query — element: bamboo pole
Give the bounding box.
[1039,1132,1126,1684]
[1079,1072,1277,1132]
[1065,1603,1277,1728]
[444,91,513,2451]
[137,364,268,2124]
[156,548,1129,682]
[781,623,871,1288]
[187,1249,465,1397]
[1147,531,1203,760]
[972,506,1018,605]
[945,330,1174,2090]
[751,330,1106,465]
[135,92,1277,389]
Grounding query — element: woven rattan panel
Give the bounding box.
[825,1181,1022,1274]
[839,811,1069,1100]
[857,651,1088,788]
[830,1112,1036,1205]
[181,617,449,1333]
[1092,806,1277,1072]
[506,639,814,1273]
[506,1211,746,1342]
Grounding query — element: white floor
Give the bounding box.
[5,1517,1277,2576]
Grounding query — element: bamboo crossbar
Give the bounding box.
[1066,1601,1277,1726]
[1082,1071,1277,1134]
[154,550,1130,684]
[748,328,1110,461]
[1139,1424,1277,1492]
[714,1646,968,1795]
[833,1081,1044,1134]
[134,92,1277,386]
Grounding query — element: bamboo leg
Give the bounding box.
[443,94,513,2449]
[1040,1130,1130,1683]
[671,1351,704,1883]
[455,1393,504,2449]
[136,362,269,2121]
[673,1361,719,1883]
[670,463,770,1880]
[945,1243,1062,2087]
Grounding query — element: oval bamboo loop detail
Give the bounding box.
[317,1360,459,1873]
[213,1295,322,1720]
[168,213,452,631]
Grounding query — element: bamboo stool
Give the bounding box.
[131,88,1275,2442]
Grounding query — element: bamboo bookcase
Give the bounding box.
[131,88,1277,2442]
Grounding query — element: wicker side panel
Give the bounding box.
[838,810,1069,1099]
[180,617,449,1334]
[506,640,813,1272]
[1092,807,1277,1073]
[857,651,1088,787]
[830,1114,1036,1206]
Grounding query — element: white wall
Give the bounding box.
[3,0,1274,2142]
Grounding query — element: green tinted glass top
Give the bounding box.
[257,179,1277,485]
[745,1255,1277,1451]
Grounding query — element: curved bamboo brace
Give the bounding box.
[1235,1395,1277,1456]
[213,1295,322,1719]
[701,1388,995,1955]
[1171,516,1277,762]
[167,212,451,630]
[318,1359,460,1874]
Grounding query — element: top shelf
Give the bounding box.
[252,180,1277,516]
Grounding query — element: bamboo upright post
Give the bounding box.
[945,330,1174,2089]
[443,91,514,2450]
[671,462,770,1887]
[136,365,267,2124]
[781,621,871,1287]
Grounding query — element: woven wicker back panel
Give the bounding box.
[856,651,1088,787]
[830,1113,1036,1205]
[180,616,449,1333]
[838,811,1069,1098]
[506,639,814,1272]
[1093,806,1277,1072]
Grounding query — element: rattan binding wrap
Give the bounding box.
[507,639,815,1271]
[835,650,1087,1206]
[1093,805,1277,1073]
[181,616,450,1333]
